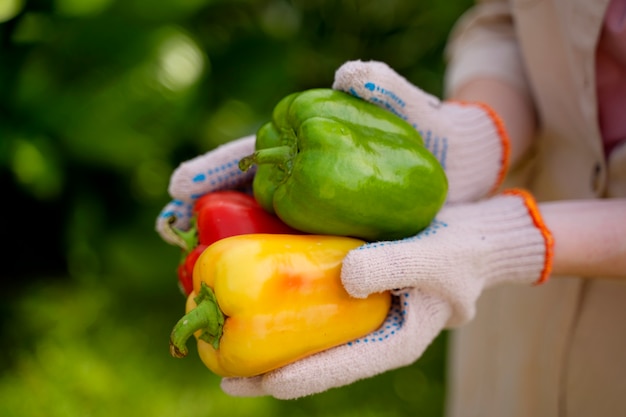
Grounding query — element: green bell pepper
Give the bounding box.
[239,88,448,241]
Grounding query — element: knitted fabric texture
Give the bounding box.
[341,190,552,326]
[332,60,510,203]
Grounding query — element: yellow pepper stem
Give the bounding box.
[169,282,225,358]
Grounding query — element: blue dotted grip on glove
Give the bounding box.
[346,81,449,170]
[159,199,193,223]
[353,219,448,252]
[347,293,409,346]
[187,158,254,200]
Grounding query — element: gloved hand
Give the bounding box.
[156,135,256,246]
[157,60,510,243]
[220,189,554,399]
[333,60,511,203]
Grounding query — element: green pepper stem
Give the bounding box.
[175,217,198,252]
[169,282,225,358]
[238,145,292,172]
[163,215,198,252]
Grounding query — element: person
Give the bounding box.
[156,0,626,415]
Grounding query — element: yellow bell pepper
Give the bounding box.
[169,234,391,378]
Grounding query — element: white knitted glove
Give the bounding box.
[155,135,255,246]
[333,60,511,203]
[341,189,553,326]
[220,190,554,399]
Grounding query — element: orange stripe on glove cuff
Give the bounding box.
[503,188,555,285]
[454,100,512,196]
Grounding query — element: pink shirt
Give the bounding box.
[596,0,626,157]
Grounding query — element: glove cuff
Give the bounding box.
[437,101,510,203]
[469,188,553,288]
[500,189,554,285]
[439,189,553,325]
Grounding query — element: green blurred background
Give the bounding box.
[0,0,472,416]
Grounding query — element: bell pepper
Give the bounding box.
[238,88,448,242]
[176,244,207,297]
[169,234,392,378]
[169,191,301,296]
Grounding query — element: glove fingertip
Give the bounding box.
[333,60,393,92]
[220,376,266,398]
[155,201,191,244]
[168,162,203,201]
[263,361,336,400]
[341,256,388,299]
[340,252,368,297]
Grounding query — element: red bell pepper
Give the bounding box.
[171,190,301,295]
[176,244,207,297]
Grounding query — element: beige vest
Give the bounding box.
[445,1,626,416]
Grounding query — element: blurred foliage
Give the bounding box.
[0,0,472,416]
